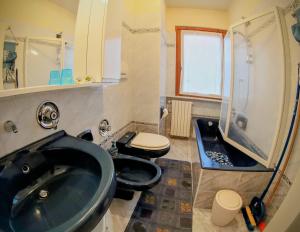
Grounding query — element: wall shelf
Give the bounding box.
[0,83,102,98]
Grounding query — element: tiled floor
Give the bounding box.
[163,137,195,163]
[193,208,248,232]
[108,192,142,232]
[107,137,248,232]
[125,159,193,232]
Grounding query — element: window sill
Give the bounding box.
[166,95,222,103]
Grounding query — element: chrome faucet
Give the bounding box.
[4,120,18,133]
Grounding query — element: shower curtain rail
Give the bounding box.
[246,16,276,39]
[230,9,275,30]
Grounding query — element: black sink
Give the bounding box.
[0,131,116,232]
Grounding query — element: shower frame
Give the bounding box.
[219,7,290,168]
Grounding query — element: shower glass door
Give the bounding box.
[220,8,286,167]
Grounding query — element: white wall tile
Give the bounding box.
[0,87,104,157]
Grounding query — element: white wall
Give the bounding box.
[0,87,101,157]
[0,0,76,39]
[160,0,167,98]
[123,0,162,125]
[0,77,133,159]
[131,32,161,124]
[101,15,134,131]
[229,0,263,23]
[102,81,133,136]
[265,166,300,232]
[166,7,229,31]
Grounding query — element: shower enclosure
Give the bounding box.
[219,8,289,168]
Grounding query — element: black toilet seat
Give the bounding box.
[113,155,161,191]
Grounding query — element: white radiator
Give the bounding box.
[170,100,192,138]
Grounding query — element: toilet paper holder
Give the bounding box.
[160,107,168,120]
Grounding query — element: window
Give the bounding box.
[175,26,227,100]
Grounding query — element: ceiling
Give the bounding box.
[51,0,79,14]
[165,0,233,10]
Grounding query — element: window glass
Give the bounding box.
[181,30,223,96]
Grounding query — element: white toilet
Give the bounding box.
[211,189,243,226]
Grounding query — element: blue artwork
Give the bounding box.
[3,41,18,84]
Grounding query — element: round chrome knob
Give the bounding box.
[99,119,111,137]
[37,102,60,129]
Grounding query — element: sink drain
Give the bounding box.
[39,190,49,199]
[22,164,31,174]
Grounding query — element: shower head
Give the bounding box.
[233,31,253,64]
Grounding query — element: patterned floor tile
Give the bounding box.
[124,159,192,232]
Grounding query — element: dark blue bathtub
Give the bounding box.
[193,117,272,172]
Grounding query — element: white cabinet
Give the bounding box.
[103,0,122,82]
[86,0,107,82]
[74,0,122,83]
[74,0,93,80]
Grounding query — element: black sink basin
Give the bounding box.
[0,131,116,232]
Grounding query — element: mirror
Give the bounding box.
[0,0,80,90]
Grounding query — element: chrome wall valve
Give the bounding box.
[37,101,60,129]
